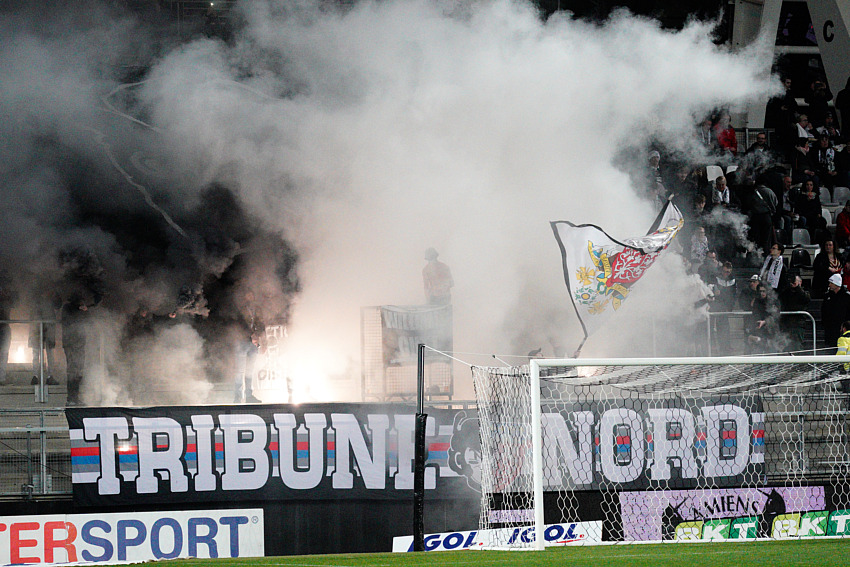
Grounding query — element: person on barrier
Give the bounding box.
[746,285,780,354]
[28,288,61,386]
[710,261,737,355]
[423,248,454,306]
[779,275,811,353]
[61,291,100,405]
[823,274,850,354]
[233,290,264,404]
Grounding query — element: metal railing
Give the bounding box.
[0,318,59,404]
[0,409,71,498]
[707,310,817,356]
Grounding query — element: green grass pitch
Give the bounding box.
[165,539,849,567]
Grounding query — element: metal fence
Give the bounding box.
[0,409,71,497]
[707,310,817,356]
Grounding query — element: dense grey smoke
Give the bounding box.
[0,1,776,403]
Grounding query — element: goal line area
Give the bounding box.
[471,356,850,550]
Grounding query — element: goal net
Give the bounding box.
[472,356,850,549]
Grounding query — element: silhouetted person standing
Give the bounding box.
[423,248,454,305]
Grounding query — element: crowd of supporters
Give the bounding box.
[644,79,850,356]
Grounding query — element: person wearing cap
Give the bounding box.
[822,273,850,354]
[740,274,762,310]
[423,248,454,306]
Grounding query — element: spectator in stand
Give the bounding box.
[794,114,816,145]
[690,226,710,267]
[712,261,738,308]
[779,274,811,353]
[743,180,777,255]
[680,193,708,251]
[696,116,715,151]
[822,273,850,353]
[836,76,850,132]
[795,180,827,241]
[812,239,845,299]
[711,175,731,209]
[645,150,666,208]
[759,243,788,292]
[813,133,840,194]
[746,132,774,157]
[791,138,819,185]
[713,109,738,157]
[669,164,700,211]
[776,174,804,236]
[805,78,833,128]
[767,77,799,157]
[816,112,843,143]
[698,250,721,283]
[835,201,850,248]
[710,261,738,355]
[741,274,762,310]
[746,284,780,354]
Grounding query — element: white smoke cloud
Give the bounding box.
[137,0,777,398]
[1,0,779,403]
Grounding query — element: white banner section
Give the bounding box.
[0,509,264,565]
[392,522,602,552]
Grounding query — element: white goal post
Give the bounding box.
[472,355,850,550]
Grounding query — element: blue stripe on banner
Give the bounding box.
[72,456,100,465]
[295,450,308,459]
[753,438,765,446]
[694,440,707,448]
[617,445,630,453]
[723,439,737,448]
[327,450,335,459]
[119,454,139,463]
[215,451,223,459]
[185,453,197,461]
[427,451,448,460]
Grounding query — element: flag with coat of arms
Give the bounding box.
[551,199,683,355]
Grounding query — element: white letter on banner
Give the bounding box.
[599,408,644,483]
[394,414,436,489]
[83,417,130,495]
[190,415,217,491]
[220,414,270,490]
[541,411,594,487]
[274,413,326,489]
[647,408,698,480]
[133,417,188,493]
[701,405,750,478]
[331,414,389,489]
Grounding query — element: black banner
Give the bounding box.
[67,404,481,507]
